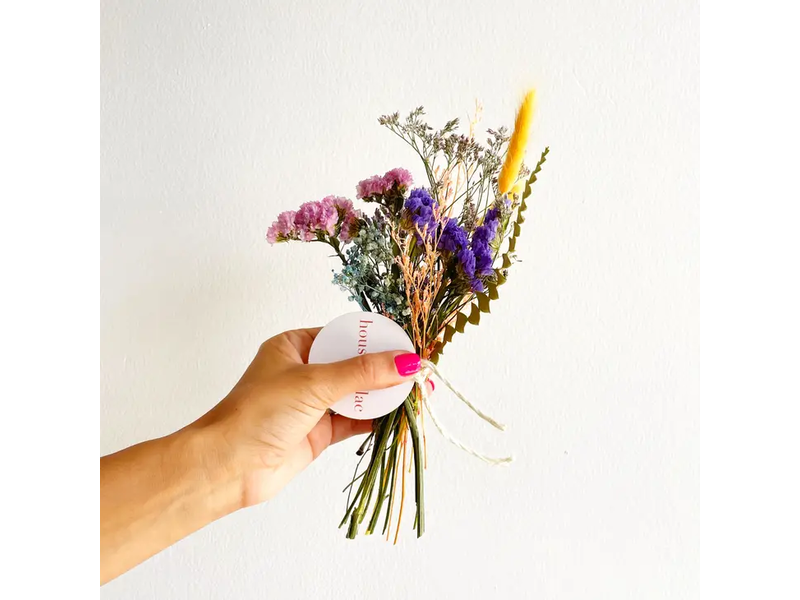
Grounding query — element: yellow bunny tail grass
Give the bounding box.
[497,90,536,196]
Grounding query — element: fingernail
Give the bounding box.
[428,379,435,391]
[394,353,421,377]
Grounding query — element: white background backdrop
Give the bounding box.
[101,0,698,598]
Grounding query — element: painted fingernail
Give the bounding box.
[394,353,421,376]
[429,380,435,391]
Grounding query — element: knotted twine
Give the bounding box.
[413,359,513,466]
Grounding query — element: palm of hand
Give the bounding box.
[209,328,373,507]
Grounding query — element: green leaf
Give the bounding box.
[517,213,526,224]
[513,222,521,237]
[520,199,528,212]
[521,147,549,200]
[468,303,481,325]
[429,342,444,364]
[477,292,491,313]
[488,284,499,300]
[502,254,512,268]
[443,325,456,344]
[455,312,468,333]
[495,269,507,285]
[508,236,517,252]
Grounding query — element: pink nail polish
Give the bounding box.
[394,353,421,376]
[429,380,435,391]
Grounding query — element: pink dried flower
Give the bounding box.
[338,210,360,243]
[382,167,413,190]
[294,200,338,241]
[356,167,414,199]
[322,195,361,242]
[267,196,361,245]
[266,210,298,244]
[356,175,385,200]
[321,195,353,213]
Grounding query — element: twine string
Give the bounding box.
[413,359,513,466]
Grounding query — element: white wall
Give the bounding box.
[101,0,698,598]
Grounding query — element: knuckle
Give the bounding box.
[294,366,321,391]
[268,368,320,411]
[297,367,334,405]
[355,355,381,385]
[258,336,278,354]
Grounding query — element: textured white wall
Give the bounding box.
[101,0,698,598]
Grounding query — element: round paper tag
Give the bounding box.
[307,312,415,420]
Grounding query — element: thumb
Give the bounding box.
[306,351,421,407]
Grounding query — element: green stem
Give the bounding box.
[404,395,425,538]
[346,410,399,538]
[366,449,390,535]
[380,434,401,535]
[339,469,369,529]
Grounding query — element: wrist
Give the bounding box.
[169,423,245,517]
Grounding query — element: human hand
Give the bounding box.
[191,327,430,509]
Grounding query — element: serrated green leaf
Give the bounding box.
[430,341,445,360]
[455,312,468,333]
[508,236,517,252]
[477,292,491,313]
[517,213,525,224]
[488,284,499,300]
[443,325,456,344]
[522,147,549,199]
[430,351,441,365]
[513,222,521,237]
[520,199,528,212]
[495,269,507,285]
[468,304,481,325]
[502,254,512,268]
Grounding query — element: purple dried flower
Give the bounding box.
[457,248,476,279]
[455,247,485,291]
[470,207,502,278]
[403,188,438,239]
[471,224,491,246]
[484,206,501,225]
[471,226,495,277]
[470,278,486,293]
[466,203,504,275]
[438,218,468,254]
[481,207,502,240]
[473,246,494,276]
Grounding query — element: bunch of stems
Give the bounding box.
[339,386,426,541]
